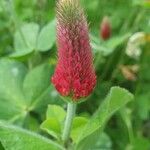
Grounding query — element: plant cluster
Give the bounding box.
[0,0,150,150]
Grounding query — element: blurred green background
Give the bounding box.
[0,0,150,150]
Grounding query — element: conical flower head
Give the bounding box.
[100,16,111,40]
[52,0,96,101]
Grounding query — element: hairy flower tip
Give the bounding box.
[100,16,111,40]
[51,0,96,101]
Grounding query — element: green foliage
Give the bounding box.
[91,132,112,150]
[41,105,66,140]
[91,33,130,56]
[0,59,28,123]
[0,0,150,149]
[0,121,64,150]
[37,20,56,52]
[71,117,88,142]
[10,19,56,60]
[40,87,133,150]
[0,59,55,124]
[14,23,39,52]
[76,87,134,150]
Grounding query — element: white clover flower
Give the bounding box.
[126,32,145,59]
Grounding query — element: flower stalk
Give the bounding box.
[62,102,76,147]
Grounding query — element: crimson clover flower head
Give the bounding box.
[51,0,96,101]
[100,16,111,40]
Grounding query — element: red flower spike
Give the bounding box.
[51,0,96,101]
[100,16,111,40]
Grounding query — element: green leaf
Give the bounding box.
[76,87,134,150]
[23,115,39,132]
[71,117,88,143]
[132,136,150,150]
[12,20,56,58]
[37,20,56,52]
[120,107,134,145]
[0,142,4,150]
[91,33,130,56]
[0,121,64,150]
[92,132,112,150]
[0,59,56,125]
[137,94,150,120]
[41,105,66,139]
[9,49,34,61]
[23,63,53,109]
[46,105,66,121]
[14,23,40,52]
[0,59,27,122]
[133,0,150,8]
[41,118,61,139]
[106,33,131,50]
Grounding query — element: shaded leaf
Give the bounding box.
[132,136,150,150]
[0,59,27,123]
[14,23,39,52]
[91,132,112,150]
[0,59,56,125]
[37,20,56,51]
[9,49,33,61]
[0,121,64,150]
[23,63,53,108]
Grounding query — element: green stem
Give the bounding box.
[120,108,134,145]
[95,52,102,70]
[62,102,76,147]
